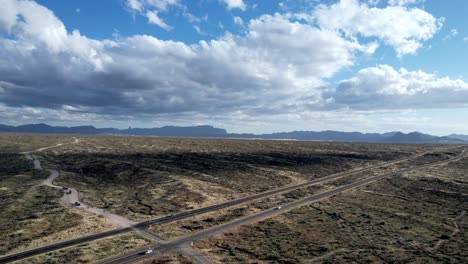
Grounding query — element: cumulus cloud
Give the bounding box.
[0,0,461,128]
[221,0,246,11]
[325,65,468,110]
[0,0,110,70]
[0,1,375,118]
[314,0,443,56]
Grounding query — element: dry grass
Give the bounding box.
[9,209,117,255]
[150,149,459,240]
[0,133,71,153]
[16,232,152,264]
[1,133,461,261]
[149,184,328,239]
[195,157,468,263]
[0,153,79,255]
[138,253,192,264]
[0,138,115,256]
[37,135,436,221]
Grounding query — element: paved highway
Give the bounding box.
[136,147,453,228]
[134,228,212,264]
[0,146,462,263]
[102,148,468,264]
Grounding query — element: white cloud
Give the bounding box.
[146,10,171,30]
[0,1,375,118]
[464,37,468,42]
[149,0,182,11]
[0,0,19,33]
[185,13,208,24]
[222,0,246,11]
[442,28,459,41]
[125,0,182,29]
[233,16,244,26]
[1,0,68,52]
[388,0,423,6]
[314,0,443,56]
[126,0,143,11]
[327,65,468,110]
[127,0,181,12]
[192,25,206,35]
[0,0,110,70]
[1,0,465,133]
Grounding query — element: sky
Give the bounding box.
[0,0,467,135]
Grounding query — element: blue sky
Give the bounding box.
[0,0,468,135]
[36,0,467,77]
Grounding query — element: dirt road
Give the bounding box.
[12,140,211,264]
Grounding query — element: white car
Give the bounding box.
[145,249,153,255]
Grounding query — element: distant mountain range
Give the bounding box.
[0,123,466,144]
[448,134,468,142]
